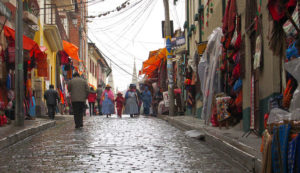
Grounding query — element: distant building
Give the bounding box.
[131,58,138,88]
[88,43,111,89]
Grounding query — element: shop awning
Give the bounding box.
[4,26,46,59]
[142,48,166,77]
[63,40,80,62]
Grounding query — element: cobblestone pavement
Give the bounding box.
[0,115,242,173]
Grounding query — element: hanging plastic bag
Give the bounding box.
[267,108,291,124]
[284,58,300,112]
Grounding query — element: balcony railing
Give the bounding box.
[44,4,68,41]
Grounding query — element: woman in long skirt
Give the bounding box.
[101,84,115,117]
[125,84,139,118]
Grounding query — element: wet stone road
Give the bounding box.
[0,115,241,173]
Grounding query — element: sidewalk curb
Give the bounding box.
[0,120,56,151]
[157,115,261,173]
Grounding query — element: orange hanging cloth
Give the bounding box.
[63,40,80,62]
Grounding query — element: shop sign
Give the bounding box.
[0,2,11,19]
[171,36,185,47]
[166,36,172,57]
[176,36,185,46]
[198,42,207,55]
[163,91,169,107]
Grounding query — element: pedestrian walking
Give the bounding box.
[44,84,60,119]
[141,86,152,116]
[67,72,89,129]
[125,84,139,118]
[136,85,142,115]
[152,88,163,116]
[88,87,97,116]
[101,84,115,118]
[115,92,125,118]
[96,84,103,115]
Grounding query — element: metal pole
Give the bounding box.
[163,0,175,116]
[79,0,83,74]
[15,0,24,126]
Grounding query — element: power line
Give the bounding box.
[89,31,135,67]
[89,0,149,32]
[89,1,146,31]
[87,35,136,78]
[89,0,144,21]
[114,0,154,38]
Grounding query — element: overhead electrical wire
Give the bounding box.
[130,0,158,42]
[89,0,143,21]
[87,34,136,78]
[89,31,135,66]
[171,1,181,28]
[89,0,146,31]
[113,0,154,38]
[90,0,149,32]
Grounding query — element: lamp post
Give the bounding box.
[163,0,175,116]
[15,0,24,126]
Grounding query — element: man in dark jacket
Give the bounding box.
[68,72,90,129]
[44,84,60,119]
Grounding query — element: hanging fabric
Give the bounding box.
[59,50,69,65]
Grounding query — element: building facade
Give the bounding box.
[88,43,111,89]
[184,0,283,133]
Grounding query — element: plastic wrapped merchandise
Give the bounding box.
[199,27,223,124]
[267,108,291,125]
[284,58,300,112]
[291,108,300,121]
[216,96,231,121]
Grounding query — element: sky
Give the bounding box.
[88,0,185,92]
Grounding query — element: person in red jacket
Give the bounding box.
[88,87,97,116]
[115,92,125,118]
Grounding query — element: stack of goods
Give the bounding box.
[0,113,7,126]
[218,0,243,125]
[262,121,300,173]
[216,96,231,122]
[262,58,300,172]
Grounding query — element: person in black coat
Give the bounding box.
[44,85,60,119]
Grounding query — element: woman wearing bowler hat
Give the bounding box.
[125,84,139,118]
[101,84,115,118]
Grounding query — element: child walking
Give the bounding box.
[115,92,125,118]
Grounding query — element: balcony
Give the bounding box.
[23,0,39,25]
[53,0,74,11]
[44,4,69,42]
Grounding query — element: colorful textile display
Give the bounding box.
[261,130,273,173]
[6,73,11,89]
[36,57,48,77]
[29,96,35,117]
[294,134,300,172]
[268,0,297,22]
[222,0,237,49]
[271,124,291,173]
[288,134,299,173]
[59,50,69,65]
[216,96,231,121]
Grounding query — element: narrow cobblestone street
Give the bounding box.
[0,115,241,172]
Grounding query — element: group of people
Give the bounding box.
[44,72,164,129]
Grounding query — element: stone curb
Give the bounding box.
[157,115,261,173]
[0,120,56,151]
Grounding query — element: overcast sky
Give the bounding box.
[88,0,185,92]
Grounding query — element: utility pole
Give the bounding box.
[163,0,175,116]
[15,0,24,126]
[79,0,83,72]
